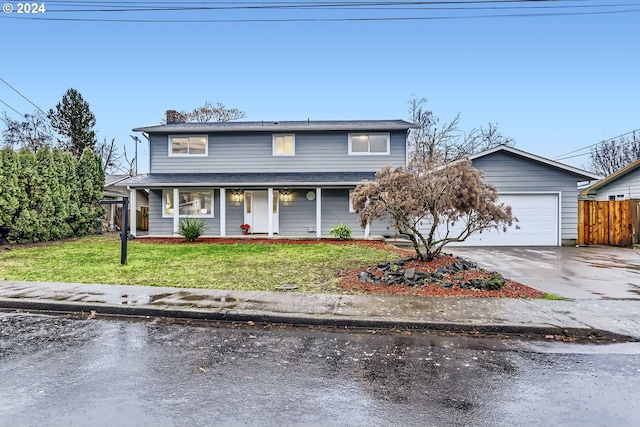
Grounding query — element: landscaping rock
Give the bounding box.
[356,255,506,291]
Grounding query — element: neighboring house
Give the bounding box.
[579,158,640,201]
[120,113,414,238]
[104,174,149,231]
[421,145,602,246]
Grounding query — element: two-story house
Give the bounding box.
[122,112,414,238]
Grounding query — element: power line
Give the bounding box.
[0,98,26,118]
[554,128,640,160]
[0,77,47,116]
[30,0,640,13]
[3,0,638,22]
[5,7,639,22]
[0,98,57,143]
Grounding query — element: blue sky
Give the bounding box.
[1,1,639,174]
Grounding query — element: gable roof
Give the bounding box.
[580,157,640,196]
[468,145,602,181]
[105,174,130,187]
[133,119,415,133]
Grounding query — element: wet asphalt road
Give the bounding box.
[1,312,639,427]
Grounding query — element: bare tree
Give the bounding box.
[407,96,515,168]
[95,138,122,175]
[1,111,54,152]
[162,101,247,123]
[589,131,640,176]
[407,96,461,168]
[459,122,515,156]
[352,161,513,261]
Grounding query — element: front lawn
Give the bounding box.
[0,235,400,292]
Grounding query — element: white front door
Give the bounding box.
[244,191,279,234]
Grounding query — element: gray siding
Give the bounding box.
[148,189,221,236]
[148,189,173,236]
[150,130,407,174]
[472,151,582,242]
[321,189,363,236]
[594,172,640,200]
[225,191,245,236]
[319,189,392,237]
[279,189,318,235]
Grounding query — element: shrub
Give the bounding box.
[329,224,352,240]
[178,217,207,242]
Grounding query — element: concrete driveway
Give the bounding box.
[447,246,640,300]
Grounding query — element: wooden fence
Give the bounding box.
[115,206,149,231]
[577,200,639,246]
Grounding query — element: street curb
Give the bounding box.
[0,297,633,341]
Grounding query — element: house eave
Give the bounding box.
[132,119,416,134]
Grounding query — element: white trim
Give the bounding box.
[129,187,137,238]
[168,135,208,157]
[272,134,295,156]
[316,188,322,238]
[219,188,226,237]
[348,189,356,213]
[348,133,390,155]
[173,188,179,234]
[268,188,274,237]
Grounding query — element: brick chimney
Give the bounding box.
[166,110,187,124]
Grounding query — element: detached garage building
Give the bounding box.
[428,146,601,246]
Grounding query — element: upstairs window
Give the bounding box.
[348,133,390,155]
[273,134,295,156]
[169,135,208,156]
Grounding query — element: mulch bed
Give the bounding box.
[137,237,545,299]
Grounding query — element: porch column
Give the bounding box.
[316,188,322,238]
[219,188,226,237]
[128,187,137,238]
[268,187,274,237]
[173,188,179,235]
[109,204,116,230]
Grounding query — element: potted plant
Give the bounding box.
[240,223,251,235]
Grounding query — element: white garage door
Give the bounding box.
[429,193,559,246]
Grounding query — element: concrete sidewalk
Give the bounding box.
[1,280,639,341]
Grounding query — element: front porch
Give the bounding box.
[126,186,387,239]
[117,172,395,239]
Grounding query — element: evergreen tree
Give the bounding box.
[47,88,97,158]
[9,149,40,242]
[0,149,21,242]
[76,148,105,235]
[33,148,57,241]
[61,150,82,235]
[52,148,74,238]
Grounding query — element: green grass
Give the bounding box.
[542,293,565,300]
[0,235,399,292]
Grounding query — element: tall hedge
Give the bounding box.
[0,146,105,244]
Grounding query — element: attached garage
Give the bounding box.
[424,146,601,247]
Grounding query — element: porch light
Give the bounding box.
[233,191,241,205]
[282,191,290,202]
